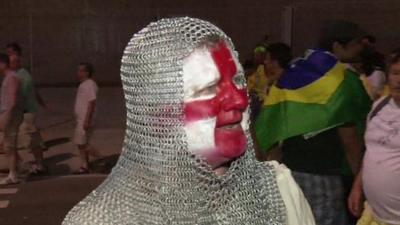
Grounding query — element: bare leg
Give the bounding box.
[7,148,18,177]
[0,146,20,185]
[31,132,44,170]
[5,133,20,177]
[24,114,45,170]
[26,132,47,175]
[31,146,44,169]
[78,144,90,170]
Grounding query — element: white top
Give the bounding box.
[269,161,316,225]
[367,70,386,97]
[363,98,400,224]
[74,79,98,123]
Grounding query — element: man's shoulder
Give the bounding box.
[90,79,98,87]
[83,79,98,87]
[16,68,31,76]
[79,79,98,95]
[87,79,99,92]
[16,68,32,82]
[2,71,21,88]
[5,70,19,81]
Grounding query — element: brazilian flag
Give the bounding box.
[255,50,371,152]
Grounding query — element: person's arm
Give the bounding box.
[348,170,364,217]
[0,77,20,130]
[337,124,363,175]
[83,100,96,130]
[339,124,365,218]
[8,76,20,110]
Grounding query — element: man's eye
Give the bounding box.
[194,85,217,98]
[202,85,217,94]
[233,74,246,89]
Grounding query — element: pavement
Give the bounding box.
[0,175,106,225]
[0,87,126,225]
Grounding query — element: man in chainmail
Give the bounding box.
[63,17,315,225]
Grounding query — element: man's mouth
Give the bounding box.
[218,122,242,130]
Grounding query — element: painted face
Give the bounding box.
[183,41,249,169]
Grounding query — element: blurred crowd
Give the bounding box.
[0,43,99,184]
[247,21,399,225]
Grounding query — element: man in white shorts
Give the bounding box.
[0,53,24,185]
[73,63,98,174]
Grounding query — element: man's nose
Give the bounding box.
[221,86,248,111]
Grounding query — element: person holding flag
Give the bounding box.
[255,21,372,225]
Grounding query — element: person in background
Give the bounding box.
[6,43,48,108]
[9,54,47,175]
[255,42,292,161]
[378,47,400,97]
[361,35,385,64]
[255,21,371,225]
[246,45,268,120]
[73,63,98,174]
[0,53,24,185]
[361,35,375,50]
[6,42,22,57]
[349,52,400,225]
[263,42,293,93]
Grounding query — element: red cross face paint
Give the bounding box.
[183,41,249,169]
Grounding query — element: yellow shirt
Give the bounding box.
[247,65,269,101]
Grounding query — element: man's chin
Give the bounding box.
[215,127,247,158]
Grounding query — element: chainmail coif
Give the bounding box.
[62,17,286,225]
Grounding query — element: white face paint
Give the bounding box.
[183,117,230,166]
[183,47,220,163]
[183,45,249,169]
[183,47,220,102]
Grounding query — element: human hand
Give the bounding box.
[348,179,364,217]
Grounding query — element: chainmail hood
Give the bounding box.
[63,17,286,225]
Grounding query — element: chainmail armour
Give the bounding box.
[63,17,286,225]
